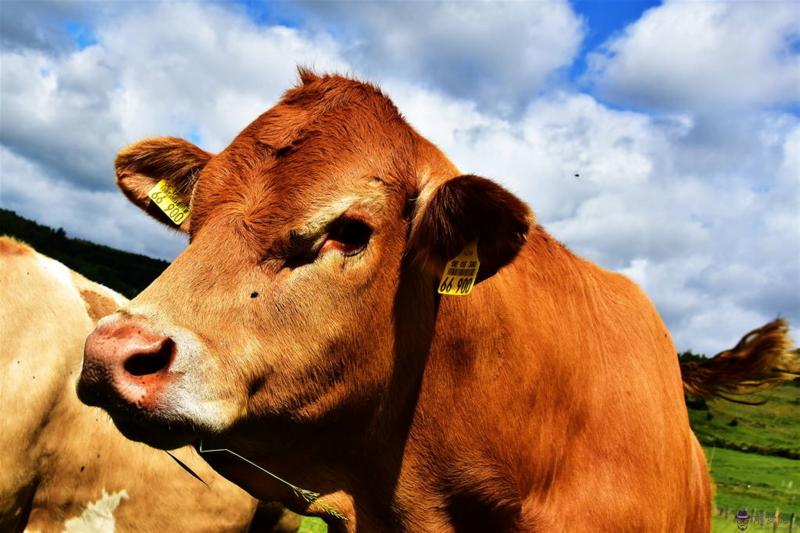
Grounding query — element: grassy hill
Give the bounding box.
[706,447,799,513]
[0,208,168,298]
[689,384,800,529]
[689,384,800,459]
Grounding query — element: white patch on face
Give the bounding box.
[35,253,78,296]
[300,187,389,241]
[301,195,361,238]
[98,308,243,433]
[62,489,129,533]
[156,326,244,433]
[94,312,122,331]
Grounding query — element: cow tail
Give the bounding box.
[680,318,798,404]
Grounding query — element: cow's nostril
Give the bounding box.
[123,339,174,376]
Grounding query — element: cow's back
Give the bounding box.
[0,237,257,532]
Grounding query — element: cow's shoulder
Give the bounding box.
[518,228,668,341]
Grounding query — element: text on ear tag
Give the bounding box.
[147,179,190,225]
[438,241,480,296]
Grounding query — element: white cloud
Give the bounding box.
[0,1,88,52]
[98,4,348,151]
[389,85,681,223]
[0,2,349,191]
[587,0,800,111]
[299,0,585,113]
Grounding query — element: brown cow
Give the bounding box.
[76,70,793,532]
[0,237,258,532]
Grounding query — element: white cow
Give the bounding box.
[0,236,259,532]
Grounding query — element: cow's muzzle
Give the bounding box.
[77,317,193,448]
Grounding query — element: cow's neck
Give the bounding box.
[396,284,527,529]
[261,234,574,531]
[350,236,574,531]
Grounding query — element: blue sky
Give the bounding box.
[568,0,661,82]
[0,0,798,354]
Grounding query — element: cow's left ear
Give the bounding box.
[115,137,212,232]
[408,174,533,283]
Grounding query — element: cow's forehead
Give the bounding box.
[192,135,399,229]
[190,78,414,234]
[253,75,407,157]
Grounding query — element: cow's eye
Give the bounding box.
[323,217,372,256]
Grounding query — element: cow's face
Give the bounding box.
[77,73,531,461]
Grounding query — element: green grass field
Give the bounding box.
[689,384,800,459]
[298,517,328,533]
[704,447,800,514]
[690,383,800,531]
[713,513,798,532]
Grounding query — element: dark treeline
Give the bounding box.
[679,350,707,362]
[0,209,168,298]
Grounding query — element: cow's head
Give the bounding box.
[77,71,531,496]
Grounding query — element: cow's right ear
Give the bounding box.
[407,174,533,285]
[115,137,211,232]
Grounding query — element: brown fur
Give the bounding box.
[78,288,119,321]
[0,236,33,255]
[80,71,790,532]
[0,237,258,532]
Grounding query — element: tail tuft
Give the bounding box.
[680,318,798,403]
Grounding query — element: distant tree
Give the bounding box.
[678,350,707,363]
[1,208,169,298]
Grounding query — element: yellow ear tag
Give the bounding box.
[438,241,480,296]
[147,179,190,225]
